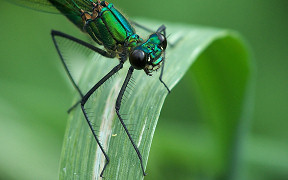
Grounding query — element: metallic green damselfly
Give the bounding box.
[10,0,169,177]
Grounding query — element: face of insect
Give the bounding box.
[129,33,167,75]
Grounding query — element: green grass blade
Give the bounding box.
[59,20,252,180]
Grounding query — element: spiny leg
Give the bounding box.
[131,21,175,48]
[51,30,120,177]
[156,25,166,35]
[115,66,147,176]
[51,30,116,112]
[81,62,124,177]
[156,25,171,93]
[130,20,154,33]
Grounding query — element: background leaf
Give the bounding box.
[1,0,287,180]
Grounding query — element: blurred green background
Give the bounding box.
[0,0,287,180]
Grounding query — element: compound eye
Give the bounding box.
[157,33,167,50]
[129,49,148,70]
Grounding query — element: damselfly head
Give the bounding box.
[129,33,167,73]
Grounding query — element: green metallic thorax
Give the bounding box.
[83,2,143,55]
[48,1,164,69]
[49,1,143,57]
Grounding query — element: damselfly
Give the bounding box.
[9,0,170,177]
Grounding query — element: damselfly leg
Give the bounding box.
[52,30,122,177]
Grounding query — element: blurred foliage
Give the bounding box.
[0,0,287,180]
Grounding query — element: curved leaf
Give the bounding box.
[59,19,253,180]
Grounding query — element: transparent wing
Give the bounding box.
[9,0,60,14]
[9,0,98,13]
[9,0,99,30]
